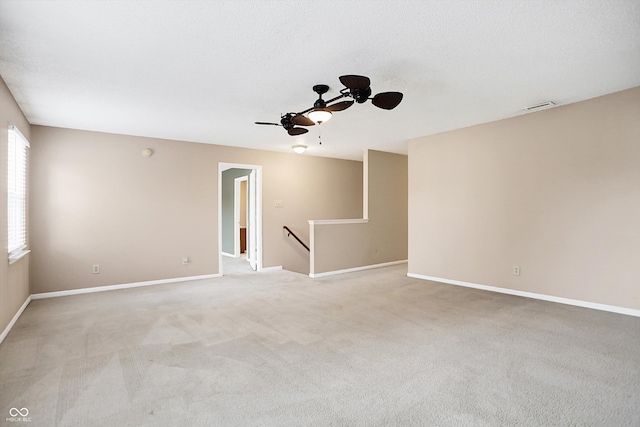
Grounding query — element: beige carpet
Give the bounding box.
[1,263,639,426]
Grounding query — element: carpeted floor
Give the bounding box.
[1,263,639,426]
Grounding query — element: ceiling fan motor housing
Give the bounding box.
[280,114,294,130]
[352,87,372,103]
[314,99,326,109]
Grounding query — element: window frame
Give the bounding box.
[8,125,30,264]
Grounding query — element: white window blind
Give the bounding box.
[8,125,29,260]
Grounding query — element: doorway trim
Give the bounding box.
[218,163,263,275]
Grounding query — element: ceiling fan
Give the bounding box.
[255,74,403,136]
[254,113,314,136]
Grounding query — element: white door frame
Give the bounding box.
[248,169,257,271]
[218,163,263,275]
[233,176,248,258]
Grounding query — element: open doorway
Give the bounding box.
[234,175,248,258]
[219,163,262,275]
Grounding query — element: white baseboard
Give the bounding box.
[31,273,222,300]
[259,265,282,272]
[222,252,235,258]
[310,260,408,278]
[407,273,640,318]
[0,296,31,345]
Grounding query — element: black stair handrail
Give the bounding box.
[283,226,310,252]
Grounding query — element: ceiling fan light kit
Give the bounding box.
[255,74,403,148]
[308,109,332,124]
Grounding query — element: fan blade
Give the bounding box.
[339,74,371,90]
[288,127,308,136]
[255,121,281,126]
[326,100,354,112]
[371,92,404,110]
[291,114,315,127]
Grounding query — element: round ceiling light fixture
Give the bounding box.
[292,144,307,154]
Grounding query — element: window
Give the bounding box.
[8,125,29,263]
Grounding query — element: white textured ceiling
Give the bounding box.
[1,0,639,161]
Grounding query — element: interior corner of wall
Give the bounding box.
[363,149,369,219]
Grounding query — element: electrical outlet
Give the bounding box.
[274,200,284,208]
[92,264,100,274]
[182,257,189,265]
[513,265,520,276]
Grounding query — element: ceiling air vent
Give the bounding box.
[524,101,556,112]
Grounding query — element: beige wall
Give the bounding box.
[29,126,362,292]
[0,76,31,335]
[408,87,640,311]
[311,150,408,275]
